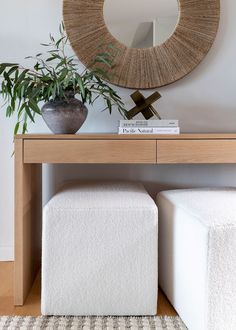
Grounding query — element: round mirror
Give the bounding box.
[104,0,179,48]
[64,0,220,89]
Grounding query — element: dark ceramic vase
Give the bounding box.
[41,96,88,134]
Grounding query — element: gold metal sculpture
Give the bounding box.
[126,91,162,120]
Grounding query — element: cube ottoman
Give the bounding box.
[157,188,236,330]
[42,181,158,316]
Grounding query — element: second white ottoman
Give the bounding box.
[157,188,236,330]
[42,182,158,316]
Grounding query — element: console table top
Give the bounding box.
[15,133,236,140]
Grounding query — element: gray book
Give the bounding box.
[119,119,178,128]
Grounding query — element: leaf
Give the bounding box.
[106,98,112,114]
[0,62,18,66]
[11,96,16,110]
[15,69,28,87]
[17,103,25,120]
[34,62,40,71]
[48,49,60,53]
[94,55,112,67]
[46,56,57,62]
[22,122,27,134]
[58,68,68,81]
[3,71,13,87]
[25,106,35,123]
[6,105,12,117]
[77,76,86,100]
[59,22,65,34]
[18,84,26,99]
[28,100,41,115]
[39,75,52,82]
[56,37,66,47]
[55,59,67,69]
[50,34,55,42]
[96,52,113,58]
[0,63,18,75]
[7,65,19,76]
[14,122,20,135]
[91,94,100,104]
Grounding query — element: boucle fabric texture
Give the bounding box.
[0,316,187,329]
[42,182,158,316]
[157,188,236,330]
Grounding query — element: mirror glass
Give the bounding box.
[104,0,179,48]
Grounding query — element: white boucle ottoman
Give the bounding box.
[157,188,236,330]
[42,182,158,316]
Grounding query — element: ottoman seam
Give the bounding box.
[44,207,158,211]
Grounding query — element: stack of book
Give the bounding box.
[118,119,180,135]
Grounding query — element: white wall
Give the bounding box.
[0,0,236,260]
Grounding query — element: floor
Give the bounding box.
[0,262,177,317]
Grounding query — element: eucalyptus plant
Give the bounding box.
[0,24,127,135]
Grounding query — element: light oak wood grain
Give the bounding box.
[14,140,42,306]
[63,0,220,89]
[157,140,236,164]
[15,134,236,141]
[14,133,236,305]
[0,262,177,317]
[24,140,156,164]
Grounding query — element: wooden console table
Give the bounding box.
[14,133,236,305]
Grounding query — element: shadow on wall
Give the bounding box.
[42,164,236,205]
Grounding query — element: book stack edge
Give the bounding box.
[118,120,180,135]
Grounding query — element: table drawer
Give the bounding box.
[156,140,236,164]
[24,140,156,164]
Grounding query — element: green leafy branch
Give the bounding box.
[0,23,127,135]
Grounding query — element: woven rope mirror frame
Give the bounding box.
[63,0,220,89]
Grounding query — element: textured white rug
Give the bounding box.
[0,316,187,329]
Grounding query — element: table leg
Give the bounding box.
[14,139,42,306]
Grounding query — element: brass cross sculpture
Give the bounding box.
[126,90,162,120]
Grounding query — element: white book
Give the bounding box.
[118,127,180,135]
[119,119,179,128]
